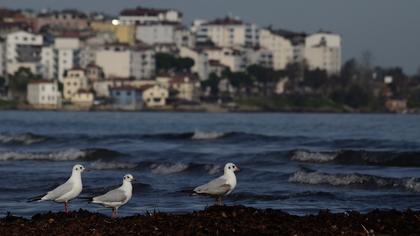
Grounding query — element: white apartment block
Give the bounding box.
[79,32,116,68]
[305,32,341,75]
[179,47,209,80]
[27,80,62,108]
[203,47,247,72]
[6,31,43,75]
[259,29,294,70]
[174,28,195,48]
[244,47,274,68]
[63,68,90,100]
[41,37,81,82]
[119,6,182,25]
[95,44,155,80]
[136,23,176,44]
[0,38,5,77]
[195,17,259,48]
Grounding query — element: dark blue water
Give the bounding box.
[1,111,420,217]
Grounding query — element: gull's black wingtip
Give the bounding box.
[27,195,43,203]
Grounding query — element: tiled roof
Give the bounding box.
[28,79,55,84]
[120,6,179,17]
[110,85,142,91]
[204,17,244,26]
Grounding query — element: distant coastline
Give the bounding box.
[0,103,418,114]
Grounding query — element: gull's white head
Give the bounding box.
[224,163,240,173]
[72,164,85,174]
[123,174,135,183]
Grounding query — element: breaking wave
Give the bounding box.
[0,148,123,162]
[91,160,138,170]
[291,150,336,163]
[0,133,47,145]
[149,162,221,175]
[289,170,420,192]
[229,191,336,202]
[191,130,225,140]
[290,150,420,167]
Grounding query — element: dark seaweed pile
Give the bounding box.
[1,206,420,235]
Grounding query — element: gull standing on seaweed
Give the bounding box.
[193,163,240,205]
[29,164,86,213]
[91,174,134,218]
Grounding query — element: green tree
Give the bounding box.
[0,76,5,88]
[8,67,42,100]
[201,73,221,96]
[155,53,195,73]
[175,57,195,72]
[345,83,373,108]
[303,69,328,90]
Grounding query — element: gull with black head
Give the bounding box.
[193,163,240,205]
[91,174,134,218]
[29,164,86,213]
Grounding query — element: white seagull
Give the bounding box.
[91,174,134,218]
[30,164,86,213]
[193,163,240,205]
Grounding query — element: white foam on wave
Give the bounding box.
[288,170,389,186]
[205,164,221,175]
[191,130,225,140]
[289,170,420,193]
[91,160,137,170]
[402,178,420,192]
[0,133,45,145]
[150,163,189,175]
[0,148,86,161]
[291,150,337,163]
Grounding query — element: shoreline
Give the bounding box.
[0,107,418,115]
[1,206,420,235]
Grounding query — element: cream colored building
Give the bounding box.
[63,68,90,100]
[179,47,209,80]
[170,74,200,101]
[27,80,62,109]
[95,44,155,80]
[119,6,182,25]
[157,74,200,101]
[203,47,246,72]
[90,21,136,45]
[141,84,169,107]
[305,32,341,75]
[71,90,94,107]
[259,29,294,70]
[195,17,259,47]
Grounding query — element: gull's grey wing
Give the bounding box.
[93,188,127,203]
[42,181,74,200]
[193,177,231,196]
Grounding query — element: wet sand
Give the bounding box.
[1,206,420,235]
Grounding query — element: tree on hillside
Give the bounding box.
[155,53,195,73]
[303,69,329,91]
[0,76,5,88]
[247,65,280,95]
[9,67,42,100]
[201,73,221,97]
